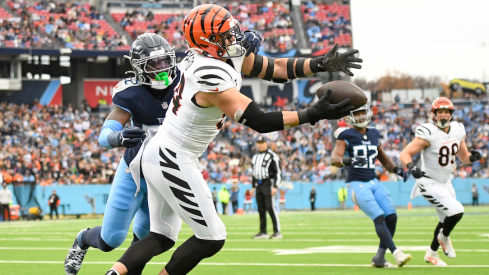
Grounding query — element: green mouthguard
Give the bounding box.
[155,72,169,86]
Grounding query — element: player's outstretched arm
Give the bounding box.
[98,106,145,149]
[400,137,430,179]
[377,143,408,182]
[331,140,350,167]
[457,138,481,164]
[195,87,353,133]
[242,44,363,82]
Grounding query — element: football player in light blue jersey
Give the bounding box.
[64,31,263,275]
[331,104,411,268]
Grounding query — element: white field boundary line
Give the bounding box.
[1,246,489,253]
[0,260,489,268]
[1,238,489,242]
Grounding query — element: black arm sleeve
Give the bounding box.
[238,101,284,133]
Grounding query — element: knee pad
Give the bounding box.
[98,233,116,252]
[166,236,225,275]
[373,215,385,225]
[103,228,127,249]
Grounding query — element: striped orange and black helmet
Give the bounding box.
[182,4,245,59]
[431,97,454,128]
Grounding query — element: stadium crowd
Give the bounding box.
[0,98,487,187]
[2,0,130,50]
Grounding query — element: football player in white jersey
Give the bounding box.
[400,97,481,267]
[104,4,363,275]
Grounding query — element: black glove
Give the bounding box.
[107,126,146,148]
[469,150,482,163]
[243,30,263,57]
[342,157,367,167]
[299,89,355,125]
[393,166,408,182]
[406,162,423,179]
[316,44,363,76]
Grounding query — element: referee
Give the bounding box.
[251,136,282,239]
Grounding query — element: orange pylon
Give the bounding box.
[408,202,412,210]
[354,205,359,212]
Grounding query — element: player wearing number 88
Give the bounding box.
[331,103,411,268]
[400,97,482,266]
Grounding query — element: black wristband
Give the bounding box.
[392,166,399,173]
[406,162,414,170]
[310,56,323,73]
[298,110,309,125]
[342,157,352,166]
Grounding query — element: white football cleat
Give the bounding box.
[438,229,456,258]
[424,248,448,267]
[371,256,398,269]
[393,249,412,267]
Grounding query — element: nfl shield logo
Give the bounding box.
[162,102,168,109]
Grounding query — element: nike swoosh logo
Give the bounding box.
[209,87,219,92]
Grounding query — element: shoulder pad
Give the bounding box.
[415,123,433,140]
[192,63,235,93]
[112,78,140,98]
[334,127,350,139]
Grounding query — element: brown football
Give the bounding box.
[316,81,367,110]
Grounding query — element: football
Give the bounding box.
[316,81,367,110]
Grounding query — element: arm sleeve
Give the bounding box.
[98,120,123,149]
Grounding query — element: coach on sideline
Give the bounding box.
[251,136,282,239]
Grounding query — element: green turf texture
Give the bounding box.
[0,206,488,274]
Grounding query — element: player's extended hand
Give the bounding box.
[393,166,408,182]
[243,30,263,57]
[306,89,355,125]
[319,44,363,76]
[470,150,482,163]
[342,157,367,167]
[109,126,146,148]
[407,162,423,179]
[271,187,277,196]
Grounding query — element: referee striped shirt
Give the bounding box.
[251,149,281,187]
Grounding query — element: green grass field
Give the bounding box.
[1,206,488,275]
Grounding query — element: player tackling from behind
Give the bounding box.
[400,97,481,267]
[331,104,411,268]
[103,3,362,275]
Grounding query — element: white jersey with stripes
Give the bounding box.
[414,121,466,183]
[160,51,245,156]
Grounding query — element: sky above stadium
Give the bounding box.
[350,0,489,82]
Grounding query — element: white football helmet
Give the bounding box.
[348,103,371,128]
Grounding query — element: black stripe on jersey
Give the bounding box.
[159,148,180,171]
[210,7,223,34]
[201,74,225,80]
[417,129,425,135]
[167,148,177,158]
[194,66,233,81]
[163,171,191,191]
[200,5,214,35]
[420,125,431,135]
[191,217,208,227]
[197,80,220,86]
[169,186,199,208]
[181,204,204,218]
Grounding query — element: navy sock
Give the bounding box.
[82,226,115,252]
[376,214,397,257]
[373,215,396,253]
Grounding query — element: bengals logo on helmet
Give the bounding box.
[182,4,245,59]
